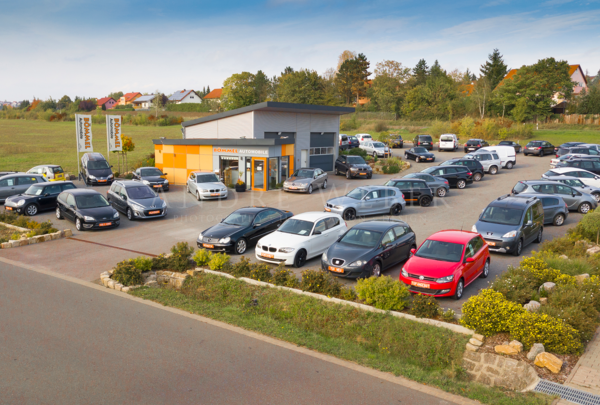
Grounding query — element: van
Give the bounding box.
[479,146,517,169]
[355,134,372,144]
[81,152,114,186]
[339,134,349,150]
[413,134,434,150]
[27,165,66,181]
[464,151,502,175]
[438,134,458,151]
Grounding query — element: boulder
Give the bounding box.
[114,283,123,292]
[509,340,523,353]
[469,338,483,347]
[495,345,519,355]
[559,254,568,259]
[524,300,540,312]
[586,245,600,255]
[540,282,556,293]
[64,229,73,237]
[107,280,116,289]
[575,274,590,284]
[527,343,545,361]
[534,352,562,374]
[466,343,479,352]
[473,333,485,342]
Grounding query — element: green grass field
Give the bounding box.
[0,120,179,175]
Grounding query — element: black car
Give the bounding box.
[404,147,435,163]
[384,179,433,207]
[0,173,47,203]
[560,159,600,175]
[440,158,485,182]
[421,166,473,189]
[322,219,416,278]
[197,206,293,254]
[334,155,373,179]
[464,139,489,153]
[56,189,120,231]
[413,134,434,150]
[524,140,555,156]
[347,135,360,149]
[81,152,114,185]
[498,141,522,153]
[132,167,169,191]
[556,142,585,156]
[387,135,403,148]
[4,181,76,216]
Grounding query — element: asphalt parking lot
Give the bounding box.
[1,148,580,312]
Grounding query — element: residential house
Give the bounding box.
[118,92,142,106]
[97,97,117,110]
[132,95,156,110]
[168,89,202,104]
[203,88,222,103]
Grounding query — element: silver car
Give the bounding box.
[283,168,328,194]
[0,173,47,203]
[107,180,167,220]
[360,141,391,158]
[324,186,406,220]
[512,180,598,213]
[403,172,450,197]
[186,171,228,201]
[543,176,600,203]
[465,151,502,174]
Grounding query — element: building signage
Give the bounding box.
[213,147,268,156]
[106,115,122,152]
[75,114,93,152]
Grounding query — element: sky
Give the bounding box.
[1,0,599,101]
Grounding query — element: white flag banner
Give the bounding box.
[106,115,123,152]
[75,114,93,152]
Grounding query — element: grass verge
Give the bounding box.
[130,273,552,405]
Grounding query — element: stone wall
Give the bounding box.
[463,350,539,391]
[0,228,72,249]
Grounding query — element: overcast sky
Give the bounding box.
[1,0,599,101]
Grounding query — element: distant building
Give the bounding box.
[132,95,156,110]
[168,89,202,104]
[97,97,117,110]
[118,92,142,106]
[203,88,222,103]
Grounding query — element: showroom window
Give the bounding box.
[309,147,334,155]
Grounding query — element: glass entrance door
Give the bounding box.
[252,158,266,191]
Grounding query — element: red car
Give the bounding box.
[399,230,490,300]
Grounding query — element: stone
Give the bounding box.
[495,345,519,355]
[575,274,590,284]
[114,283,123,291]
[524,300,541,312]
[100,271,110,278]
[527,343,545,361]
[28,237,38,244]
[108,269,114,275]
[44,234,52,242]
[540,282,556,293]
[462,359,476,371]
[476,374,492,386]
[469,338,483,347]
[121,287,130,293]
[587,246,600,255]
[540,298,547,305]
[19,240,29,246]
[534,352,562,374]
[484,366,500,376]
[51,232,60,240]
[1,242,10,249]
[102,277,109,287]
[509,340,523,353]
[186,269,198,277]
[466,343,479,352]
[483,353,497,365]
[10,240,21,247]
[145,280,158,288]
[64,229,73,237]
[107,280,116,289]
[473,333,485,342]
[463,351,481,362]
[20,234,27,239]
[559,254,568,259]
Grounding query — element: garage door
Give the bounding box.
[309,133,335,171]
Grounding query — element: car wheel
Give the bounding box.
[436,188,447,197]
[489,166,498,175]
[335,167,340,175]
[464,149,468,153]
[473,173,482,182]
[524,153,528,156]
[56,207,63,219]
[512,239,523,256]
[343,208,356,221]
[322,180,327,189]
[389,204,402,215]
[540,150,544,157]
[127,208,134,220]
[506,161,514,169]
[457,180,466,189]
[75,218,84,232]
[235,238,247,254]
[346,171,351,180]
[534,228,543,243]
[480,259,490,278]
[453,279,464,300]
[307,184,313,194]
[371,261,382,277]
[579,202,592,214]
[293,250,307,268]
[196,191,201,201]
[373,152,377,158]
[553,213,565,226]
[419,196,432,207]
[593,193,600,203]
[416,156,420,163]
[25,204,38,216]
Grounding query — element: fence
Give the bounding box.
[545,114,600,125]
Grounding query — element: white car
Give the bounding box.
[186,171,228,200]
[438,134,458,151]
[255,212,347,267]
[542,167,600,188]
[356,134,373,144]
[360,141,391,158]
[479,146,516,169]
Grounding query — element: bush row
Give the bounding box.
[428,117,533,141]
[0,212,58,241]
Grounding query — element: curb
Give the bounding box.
[1,225,72,249]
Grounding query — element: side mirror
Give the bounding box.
[313,230,322,235]
[465,257,475,263]
[337,235,343,242]
[110,165,113,168]
[526,220,533,226]
[410,248,416,254]
[122,195,127,201]
[365,196,371,200]
[44,193,50,197]
[164,173,168,176]
[254,223,261,228]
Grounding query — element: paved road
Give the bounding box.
[0,149,580,312]
[0,260,459,405]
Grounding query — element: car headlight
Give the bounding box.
[348,260,365,267]
[198,232,203,240]
[278,247,295,253]
[256,243,261,249]
[84,216,95,221]
[108,174,114,179]
[113,211,119,218]
[162,201,167,208]
[221,188,227,192]
[142,180,150,185]
[219,237,231,244]
[401,267,408,277]
[471,225,477,233]
[17,199,25,206]
[334,205,344,210]
[322,250,328,261]
[88,175,96,179]
[164,179,169,184]
[436,275,454,283]
[350,167,358,171]
[202,189,209,192]
[503,230,517,238]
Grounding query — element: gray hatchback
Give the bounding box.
[403,172,450,197]
[517,193,569,226]
[324,186,406,221]
[0,173,47,203]
[512,180,598,214]
[107,180,167,220]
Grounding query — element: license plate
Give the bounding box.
[210,193,219,196]
[468,148,475,150]
[261,252,274,259]
[359,172,367,175]
[98,179,107,183]
[203,243,214,249]
[325,208,331,212]
[289,186,298,190]
[328,266,344,273]
[427,158,433,160]
[5,207,13,211]
[153,185,161,188]
[486,241,496,246]
[148,210,160,215]
[411,281,430,289]
[99,222,112,227]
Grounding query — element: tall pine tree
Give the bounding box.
[413,59,429,86]
[480,49,508,89]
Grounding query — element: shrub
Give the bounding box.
[151,254,171,271]
[381,157,402,174]
[440,308,456,323]
[458,117,475,139]
[542,254,597,277]
[491,266,539,304]
[460,289,525,336]
[428,120,452,137]
[208,252,230,270]
[248,263,273,282]
[271,265,300,288]
[228,256,252,277]
[299,269,342,297]
[112,261,142,286]
[341,147,367,158]
[193,249,212,267]
[133,256,153,272]
[356,276,410,311]
[170,242,194,271]
[508,311,582,354]
[574,209,600,244]
[410,294,441,318]
[374,121,388,132]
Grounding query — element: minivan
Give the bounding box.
[479,146,517,169]
[356,134,373,144]
[413,134,434,150]
[81,153,114,186]
[438,134,458,151]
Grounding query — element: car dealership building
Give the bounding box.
[154,102,354,191]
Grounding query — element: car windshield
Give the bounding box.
[480,206,524,226]
[277,219,314,236]
[75,194,110,209]
[346,188,369,200]
[349,136,358,141]
[419,136,432,141]
[88,161,109,170]
[416,240,464,262]
[292,169,314,178]
[223,211,255,226]
[197,174,219,183]
[127,186,156,199]
[391,135,401,139]
[52,166,64,173]
[561,179,584,187]
[25,185,44,196]
[373,142,385,148]
[340,228,382,248]
[440,136,454,141]
[347,156,366,165]
[467,140,480,145]
[140,168,163,177]
[499,141,511,145]
[413,147,428,153]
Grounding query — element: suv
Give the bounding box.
[464,139,489,153]
[512,180,598,213]
[0,173,47,203]
[465,151,502,175]
[334,155,373,179]
[360,140,391,158]
[384,178,434,207]
[421,166,473,189]
[524,140,554,156]
[441,158,485,181]
[107,180,167,220]
[472,195,543,256]
[438,134,459,151]
[339,134,349,150]
[81,152,114,185]
[413,134,434,150]
[387,134,403,148]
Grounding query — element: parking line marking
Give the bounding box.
[66,237,157,257]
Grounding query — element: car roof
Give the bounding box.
[427,230,479,244]
[549,167,585,173]
[116,180,146,187]
[290,211,341,221]
[0,173,44,180]
[138,166,161,170]
[520,180,558,185]
[235,206,279,214]
[489,195,538,209]
[546,175,579,181]
[62,188,101,195]
[37,181,74,186]
[416,134,432,137]
[31,164,61,168]
[355,185,397,190]
[84,152,107,161]
[517,193,565,202]
[390,177,426,183]
[353,219,408,232]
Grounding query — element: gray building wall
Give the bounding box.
[185,112,254,139]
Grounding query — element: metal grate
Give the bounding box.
[534,380,600,405]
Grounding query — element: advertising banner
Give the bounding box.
[106,115,123,152]
[75,114,93,152]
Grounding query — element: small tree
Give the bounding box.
[120,136,135,173]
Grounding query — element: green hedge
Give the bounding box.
[166,103,211,112]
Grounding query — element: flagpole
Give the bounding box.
[76,114,81,181]
[106,115,110,165]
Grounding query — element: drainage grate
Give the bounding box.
[534,380,600,405]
